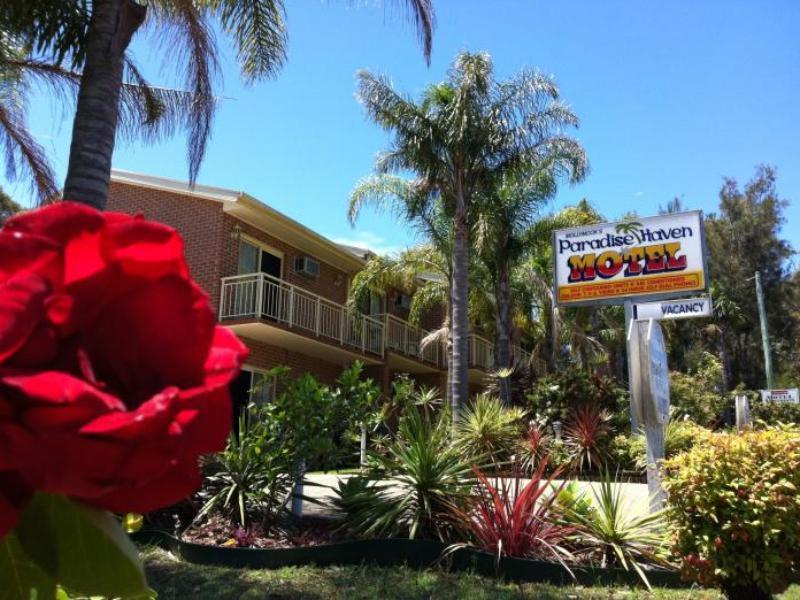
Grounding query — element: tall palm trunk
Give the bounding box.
[494,260,512,405]
[718,326,731,392]
[62,0,146,209]
[450,203,470,423]
[550,301,560,372]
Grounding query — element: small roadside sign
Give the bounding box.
[634,296,712,321]
[760,389,799,404]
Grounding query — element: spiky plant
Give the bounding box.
[454,393,523,466]
[567,474,671,589]
[449,459,575,566]
[564,404,611,472]
[333,407,474,541]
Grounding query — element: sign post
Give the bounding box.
[735,394,751,431]
[553,211,708,512]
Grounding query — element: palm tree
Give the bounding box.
[1,0,435,209]
[354,51,584,418]
[476,138,587,404]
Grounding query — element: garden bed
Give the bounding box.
[133,529,685,588]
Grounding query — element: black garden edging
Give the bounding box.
[133,529,685,588]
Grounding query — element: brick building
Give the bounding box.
[107,170,529,409]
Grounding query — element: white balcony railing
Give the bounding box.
[512,345,532,366]
[467,334,495,370]
[382,314,443,368]
[219,273,384,356]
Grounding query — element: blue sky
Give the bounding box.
[8,0,800,259]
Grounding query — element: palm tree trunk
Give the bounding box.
[550,301,560,371]
[62,0,146,209]
[494,260,512,406]
[450,204,470,423]
[719,326,731,392]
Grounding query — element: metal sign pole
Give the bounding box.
[624,300,642,431]
[638,320,667,512]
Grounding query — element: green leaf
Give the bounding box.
[14,494,148,598]
[0,533,56,600]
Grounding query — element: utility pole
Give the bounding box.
[754,270,774,389]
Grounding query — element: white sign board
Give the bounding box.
[553,211,707,306]
[760,389,799,404]
[635,296,713,321]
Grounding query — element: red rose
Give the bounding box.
[0,202,248,537]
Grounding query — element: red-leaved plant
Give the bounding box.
[449,458,576,568]
[564,404,611,471]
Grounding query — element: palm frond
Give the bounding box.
[148,0,218,185]
[0,98,58,203]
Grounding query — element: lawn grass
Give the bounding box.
[142,546,731,600]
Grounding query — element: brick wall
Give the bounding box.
[244,337,343,385]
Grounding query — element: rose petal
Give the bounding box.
[0,274,50,363]
[2,371,126,428]
[83,277,215,405]
[104,219,189,279]
[175,386,232,454]
[0,230,62,286]
[203,327,249,387]
[81,459,202,514]
[80,387,179,439]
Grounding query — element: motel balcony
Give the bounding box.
[381,313,445,373]
[219,273,385,365]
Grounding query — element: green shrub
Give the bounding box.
[669,353,729,426]
[526,370,628,430]
[454,393,524,464]
[551,481,595,522]
[608,433,643,471]
[751,401,800,426]
[609,419,708,471]
[663,429,800,599]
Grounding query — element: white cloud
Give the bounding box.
[634,191,644,198]
[330,231,406,256]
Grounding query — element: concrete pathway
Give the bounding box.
[300,473,651,519]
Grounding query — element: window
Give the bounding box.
[237,239,260,274]
[249,370,275,406]
[229,367,276,416]
[237,237,283,278]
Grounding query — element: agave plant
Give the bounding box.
[331,407,474,541]
[450,459,575,567]
[454,393,524,465]
[564,404,611,471]
[567,474,671,589]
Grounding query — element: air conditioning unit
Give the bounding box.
[294,256,320,278]
[394,293,411,310]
